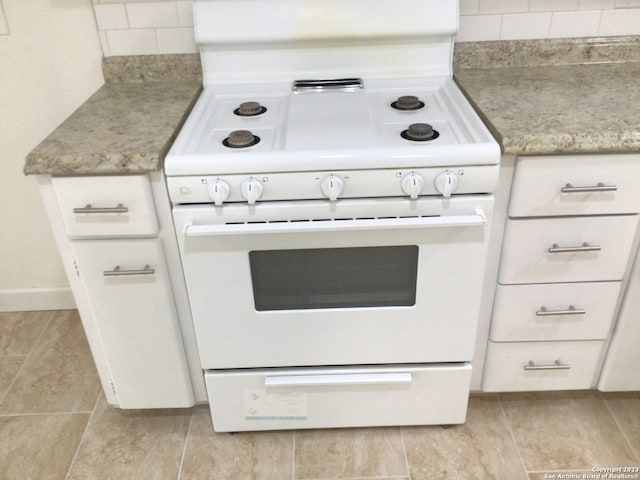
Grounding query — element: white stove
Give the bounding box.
[166,0,500,432]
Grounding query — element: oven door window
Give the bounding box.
[249,245,418,311]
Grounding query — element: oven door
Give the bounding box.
[174,195,493,369]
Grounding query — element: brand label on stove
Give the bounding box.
[243,389,307,420]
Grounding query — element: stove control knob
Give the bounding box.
[401,172,425,199]
[241,178,263,204]
[208,180,231,206]
[320,174,344,201]
[434,171,458,198]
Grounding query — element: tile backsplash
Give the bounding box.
[92,0,640,56]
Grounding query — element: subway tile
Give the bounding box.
[530,0,580,11]
[479,0,529,14]
[457,15,503,41]
[579,0,615,9]
[107,28,159,55]
[599,8,640,34]
[93,3,128,30]
[126,1,179,29]
[0,414,89,480]
[501,12,552,39]
[549,10,602,38]
[615,0,640,7]
[177,0,194,27]
[460,0,480,15]
[156,27,198,54]
[98,30,111,56]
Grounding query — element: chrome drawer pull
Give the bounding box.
[548,242,601,253]
[73,203,129,214]
[561,182,618,193]
[536,305,586,316]
[524,360,571,371]
[103,265,155,277]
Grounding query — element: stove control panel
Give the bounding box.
[167,165,498,205]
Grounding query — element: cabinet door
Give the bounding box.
[72,238,194,408]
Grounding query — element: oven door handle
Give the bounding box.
[184,209,486,237]
[264,372,413,387]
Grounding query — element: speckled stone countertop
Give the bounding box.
[454,36,640,155]
[25,37,640,175]
[24,56,202,175]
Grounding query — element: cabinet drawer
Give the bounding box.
[205,363,472,432]
[483,340,604,392]
[53,175,158,238]
[509,154,640,217]
[71,239,194,408]
[499,215,638,284]
[491,282,621,342]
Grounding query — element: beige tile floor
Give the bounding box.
[1,310,639,480]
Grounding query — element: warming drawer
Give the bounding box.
[205,363,472,432]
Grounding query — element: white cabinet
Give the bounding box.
[598,246,640,391]
[483,154,640,392]
[71,239,193,408]
[38,173,200,408]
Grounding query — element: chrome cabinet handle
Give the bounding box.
[536,305,586,316]
[548,242,601,253]
[103,265,155,277]
[561,182,618,193]
[73,203,129,214]
[523,360,571,371]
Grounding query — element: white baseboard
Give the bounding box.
[0,287,76,312]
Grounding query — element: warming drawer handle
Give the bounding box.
[523,360,571,371]
[536,305,587,317]
[548,242,601,253]
[73,203,129,214]
[561,182,618,193]
[264,372,413,388]
[103,265,155,277]
[184,210,486,237]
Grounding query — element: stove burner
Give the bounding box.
[391,95,425,111]
[401,123,440,142]
[234,101,267,117]
[223,130,261,148]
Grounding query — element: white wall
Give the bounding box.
[0,0,104,311]
[92,0,640,56]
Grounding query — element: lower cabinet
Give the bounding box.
[482,154,640,393]
[72,238,194,408]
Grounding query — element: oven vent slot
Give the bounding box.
[292,78,364,93]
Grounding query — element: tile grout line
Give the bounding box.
[399,427,412,480]
[496,394,532,477]
[600,391,640,464]
[292,430,297,480]
[0,310,56,406]
[175,406,196,480]
[64,392,102,480]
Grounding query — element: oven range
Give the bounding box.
[165,0,500,432]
